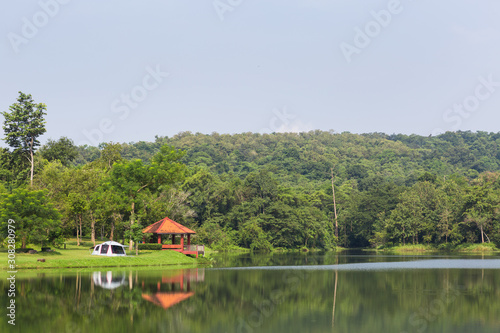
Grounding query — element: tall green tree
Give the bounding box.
[0,187,61,248]
[463,174,499,244]
[39,137,78,166]
[66,192,88,246]
[2,92,47,187]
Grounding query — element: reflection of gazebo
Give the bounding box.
[141,268,205,310]
[142,292,195,309]
[142,216,204,257]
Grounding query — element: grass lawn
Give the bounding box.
[2,242,198,270]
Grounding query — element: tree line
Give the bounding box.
[1,92,500,250]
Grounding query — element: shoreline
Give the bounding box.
[369,243,500,254]
[1,244,204,272]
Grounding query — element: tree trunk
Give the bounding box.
[331,168,338,239]
[129,202,135,250]
[90,212,96,246]
[79,214,83,246]
[403,225,405,246]
[75,215,79,246]
[110,223,114,241]
[481,225,484,243]
[30,137,34,187]
[22,236,26,249]
[445,221,448,243]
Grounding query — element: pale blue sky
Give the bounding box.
[1,0,500,146]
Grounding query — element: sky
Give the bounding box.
[1,0,500,147]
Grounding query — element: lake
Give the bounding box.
[1,251,500,333]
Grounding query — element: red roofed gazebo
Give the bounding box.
[142,217,204,257]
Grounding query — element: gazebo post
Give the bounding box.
[180,234,184,250]
[157,234,161,244]
[187,234,191,246]
[172,234,175,245]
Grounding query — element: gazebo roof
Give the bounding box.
[142,216,196,235]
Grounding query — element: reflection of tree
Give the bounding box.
[2,266,500,333]
[332,256,338,330]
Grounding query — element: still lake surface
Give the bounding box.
[2,251,500,333]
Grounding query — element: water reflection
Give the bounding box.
[93,271,127,290]
[1,256,499,333]
[141,268,205,309]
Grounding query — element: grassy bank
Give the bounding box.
[455,243,499,253]
[389,244,435,253]
[375,243,500,254]
[2,243,198,270]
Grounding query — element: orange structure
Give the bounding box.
[142,216,204,257]
[141,268,205,310]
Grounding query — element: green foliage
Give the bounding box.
[137,243,162,250]
[39,137,78,166]
[240,219,273,252]
[2,91,47,186]
[21,130,500,251]
[455,242,499,252]
[0,187,61,248]
[124,222,149,255]
[196,220,236,250]
[2,92,47,153]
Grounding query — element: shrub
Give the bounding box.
[16,248,35,253]
[138,243,162,251]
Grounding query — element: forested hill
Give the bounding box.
[79,130,500,183]
[3,130,500,251]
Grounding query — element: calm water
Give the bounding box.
[1,252,500,333]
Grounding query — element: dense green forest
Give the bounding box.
[2,120,500,250]
[2,93,500,251]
